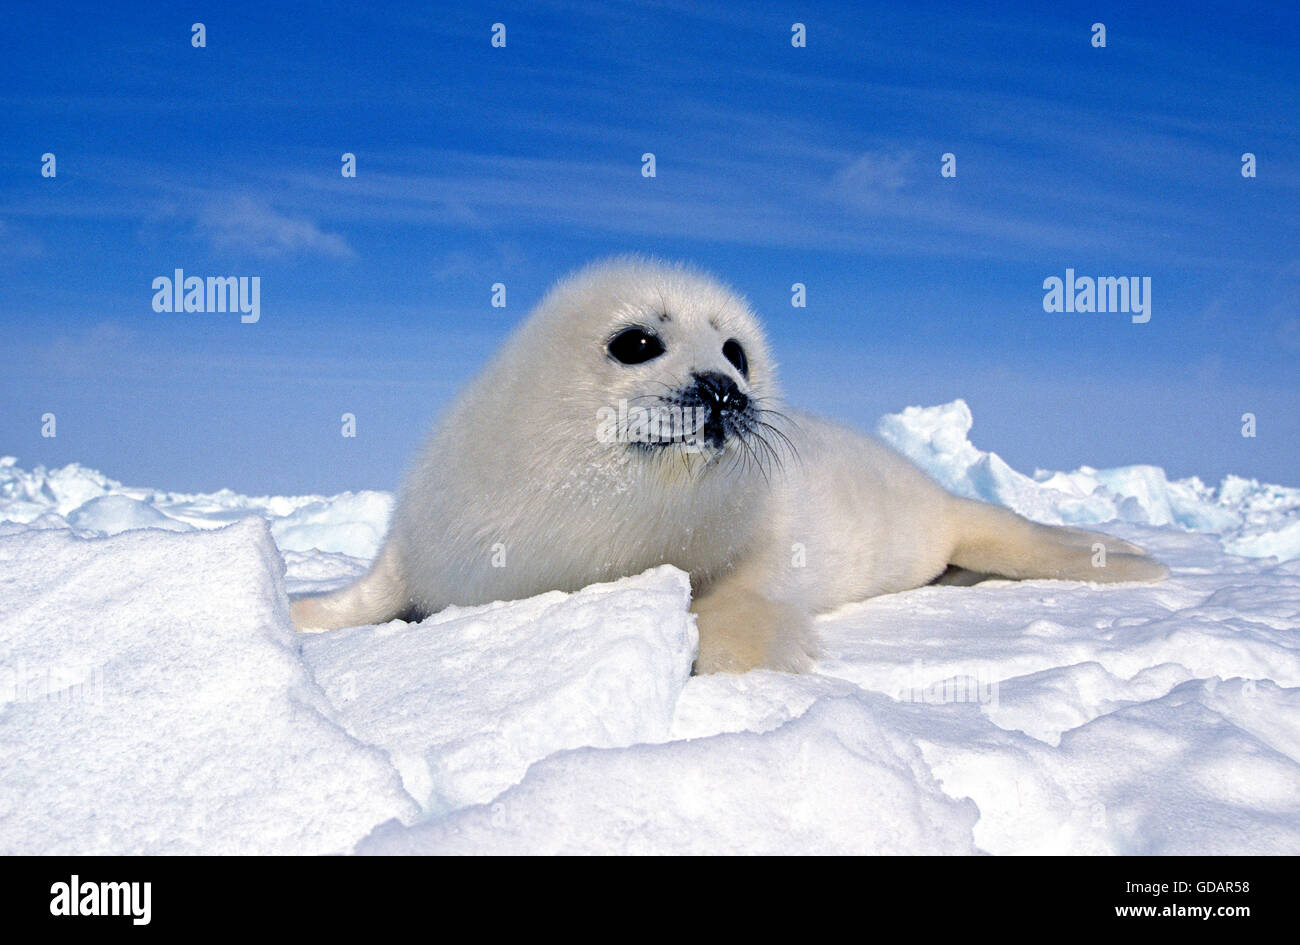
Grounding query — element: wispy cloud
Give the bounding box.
[833,149,914,209]
[193,194,354,260]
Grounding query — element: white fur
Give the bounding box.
[291,258,1166,672]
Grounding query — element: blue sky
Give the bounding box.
[2,0,1297,494]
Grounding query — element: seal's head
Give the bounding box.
[517,256,788,479]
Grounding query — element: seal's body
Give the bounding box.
[292,258,1166,672]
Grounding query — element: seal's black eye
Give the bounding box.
[722,339,748,378]
[608,328,665,365]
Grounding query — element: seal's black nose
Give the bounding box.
[692,372,748,414]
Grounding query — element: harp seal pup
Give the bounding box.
[291,257,1167,673]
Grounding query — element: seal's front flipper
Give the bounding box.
[691,573,815,675]
[289,543,411,631]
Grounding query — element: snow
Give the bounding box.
[1,400,1297,854]
[0,455,392,558]
[358,696,980,855]
[0,518,417,855]
[299,567,696,814]
[878,400,1300,560]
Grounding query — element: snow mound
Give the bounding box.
[66,494,190,535]
[911,676,1300,855]
[300,567,696,813]
[0,519,417,855]
[269,491,393,559]
[0,456,392,559]
[358,696,979,855]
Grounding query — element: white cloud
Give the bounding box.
[832,149,914,209]
[195,194,354,259]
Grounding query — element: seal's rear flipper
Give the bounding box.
[929,565,995,586]
[289,544,411,631]
[946,497,1169,584]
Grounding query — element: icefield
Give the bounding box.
[2,400,1297,855]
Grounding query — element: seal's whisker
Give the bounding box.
[754,419,799,465]
[738,434,770,485]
